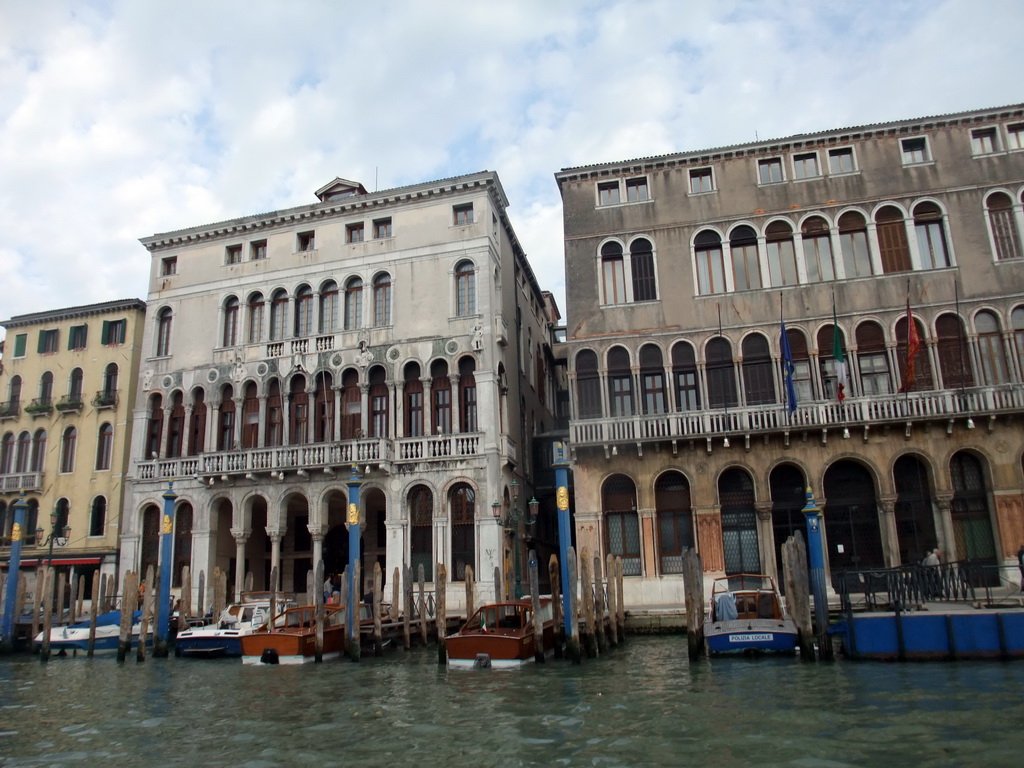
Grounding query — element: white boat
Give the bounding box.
[703,574,798,655]
[34,610,150,655]
[175,592,296,658]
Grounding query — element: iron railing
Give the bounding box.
[835,559,996,614]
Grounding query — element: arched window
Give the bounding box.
[765,220,798,286]
[655,471,692,574]
[139,504,160,583]
[671,342,700,411]
[223,296,239,346]
[156,307,173,356]
[817,324,849,399]
[838,211,872,278]
[319,281,338,333]
[450,483,475,581]
[166,391,184,457]
[188,389,206,455]
[409,486,433,581]
[741,334,776,405]
[96,423,113,470]
[173,503,193,588]
[7,375,21,407]
[875,206,912,273]
[269,289,288,340]
[1013,306,1024,365]
[68,368,84,402]
[373,273,392,326]
[344,277,363,330]
[60,426,77,473]
[218,385,235,451]
[30,429,46,472]
[265,379,283,446]
[801,216,835,282]
[575,350,602,419]
[54,498,70,532]
[600,241,625,305]
[369,366,389,438]
[103,363,118,398]
[856,321,890,395]
[913,202,950,269]
[784,327,813,402]
[247,292,265,343]
[975,310,1009,384]
[294,285,313,337]
[430,360,451,435]
[89,496,107,537]
[694,230,724,295]
[289,375,309,444]
[639,344,667,414]
[15,431,30,473]
[314,371,335,443]
[455,261,476,316]
[606,347,634,417]
[706,337,737,408]
[0,433,14,474]
[719,468,760,574]
[241,382,259,448]
[458,357,477,433]
[145,394,163,459]
[730,225,761,291]
[895,315,933,391]
[340,369,361,439]
[630,237,657,301]
[603,474,641,575]
[935,313,975,390]
[986,192,1022,261]
[39,371,53,406]
[404,363,424,437]
[950,452,997,565]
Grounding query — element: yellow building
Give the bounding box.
[1,300,146,601]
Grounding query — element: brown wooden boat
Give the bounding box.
[240,605,345,664]
[446,597,555,669]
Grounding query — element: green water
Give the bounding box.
[1,638,1022,767]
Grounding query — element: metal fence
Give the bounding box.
[835,559,998,614]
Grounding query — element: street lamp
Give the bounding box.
[36,511,71,571]
[507,479,539,599]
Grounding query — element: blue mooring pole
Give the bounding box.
[346,465,361,660]
[801,486,831,660]
[1,492,29,652]
[552,441,574,643]
[154,482,177,657]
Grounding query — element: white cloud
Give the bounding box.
[0,0,1020,337]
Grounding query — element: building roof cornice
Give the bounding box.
[140,170,509,251]
[554,103,1024,185]
[1,298,146,329]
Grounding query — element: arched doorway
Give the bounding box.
[654,470,692,575]
[770,463,807,589]
[140,504,160,579]
[719,468,760,574]
[893,454,937,565]
[323,490,354,583]
[950,451,997,566]
[602,474,641,576]
[823,461,885,582]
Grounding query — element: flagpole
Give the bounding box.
[719,303,729,446]
[954,279,974,428]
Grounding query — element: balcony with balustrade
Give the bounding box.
[570,384,1024,457]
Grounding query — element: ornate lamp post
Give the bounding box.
[36,510,71,571]
[508,479,539,599]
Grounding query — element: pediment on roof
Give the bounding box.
[315,177,368,202]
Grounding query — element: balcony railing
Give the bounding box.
[92,390,119,409]
[134,432,487,483]
[0,472,43,492]
[570,384,1024,450]
[24,398,53,416]
[0,400,18,420]
[55,395,84,413]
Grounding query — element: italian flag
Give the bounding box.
[833,304,849,403]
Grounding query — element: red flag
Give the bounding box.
[898,299,920,393]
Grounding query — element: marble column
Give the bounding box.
[230,528,250,601]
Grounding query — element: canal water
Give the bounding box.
[1,638,1022,768]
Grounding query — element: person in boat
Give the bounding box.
[1017,544,1024,592]
[323,574,334,603]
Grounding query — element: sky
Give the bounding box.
[0,0,1021,337]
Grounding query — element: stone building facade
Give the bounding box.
[556,105,1024,606]
[122,172,558,610]
[0,300,147,596]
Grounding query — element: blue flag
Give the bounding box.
[780,320,798,414]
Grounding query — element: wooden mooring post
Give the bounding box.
[137,565,155,663]
[683,548,704,661]
[213,567,227,625]
[390,567,401,623]
[593,554,607,654]
[464,565,474,621]
[39,568,54,662]
[417,564,428,647]
[566,547,581,664]
[196,570,205,619]
[549,554,563,659]
[87,572,102,658]
[55,571,66,629]
[402,565,412,651]
[493,565,501,604]
[436,563,447,665]
[782,531,815,660]
[71,575,81,624]
[314,561,325,663]
[615,557,625,644]
[528,550,545,663]
[579,548,597,658]
[30,566,43,651]
[179,566,192,633]
[605,554,618,648]
[373,562,384,657]
[117,570,136,662]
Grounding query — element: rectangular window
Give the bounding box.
[601,256,626,304]
[689,168,713,194]
[453,204,474,225]
[68,324,88,350]
[346,222,364,243]
[758,158,784,184]
[101,319,126,345]
[13,333,27,358]
[971,127,998,155]
[792,152,820,179]
[297,231,315,251]
[373,218,392,239]
[625,177,649,202]
[38,329,59,354]
[161,256,177,276]
[225,244,242,264]
[828,147,855,174]
[250,240,267,260]
[901,137,929,165]
[1007,123,1024,151]
[597,181,620,206]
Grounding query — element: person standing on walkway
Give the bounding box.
[1017,544,1024,592]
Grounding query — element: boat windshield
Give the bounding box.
[465,604,528,631]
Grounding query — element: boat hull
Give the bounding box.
[704,618,799,654]
[446,598,556,669]
[176,630,245,658]
[240,626,344,664]
[34,611,149,655]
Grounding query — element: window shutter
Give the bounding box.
[37,332,46,353]
[14,334,26,357]
[101,321,110,345]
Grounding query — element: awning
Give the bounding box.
[2,557,102,569]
